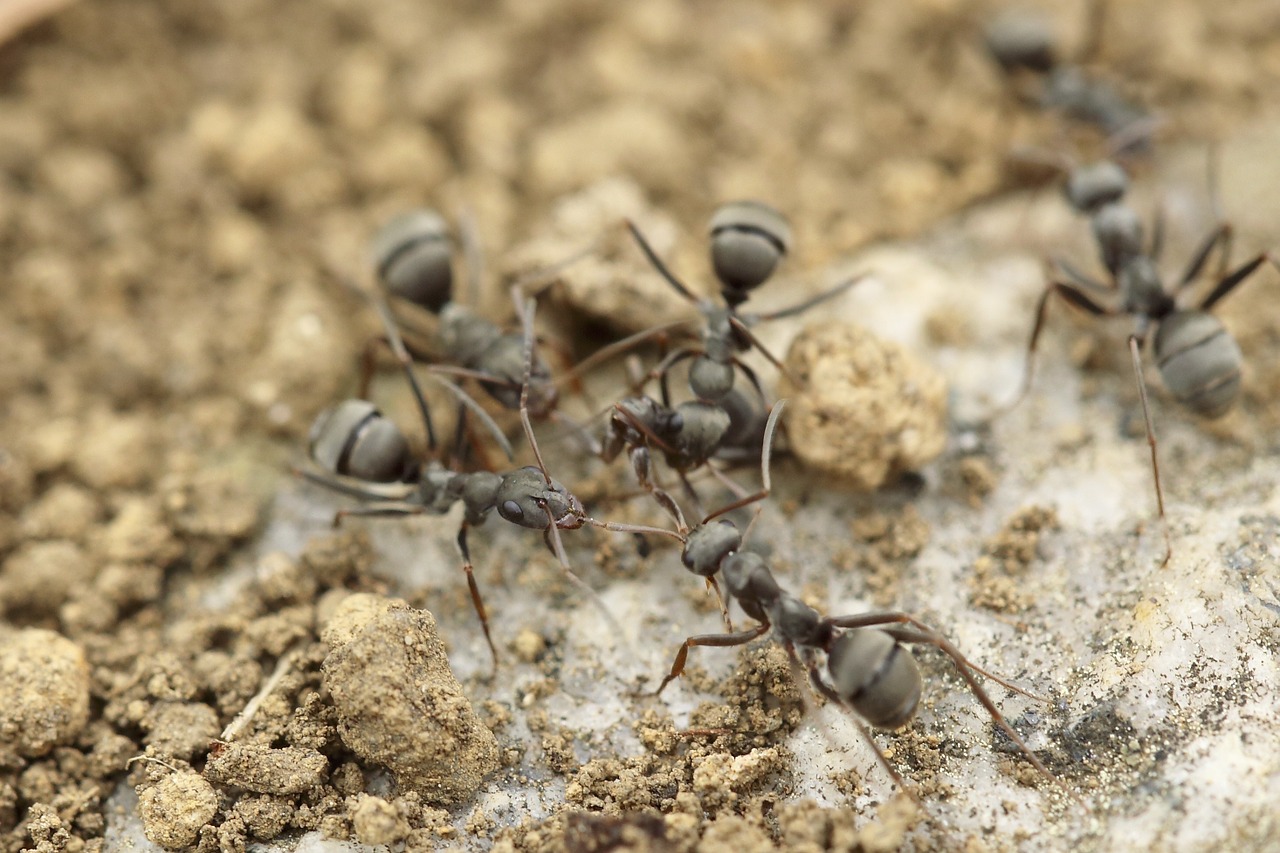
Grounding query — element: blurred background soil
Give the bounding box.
[2,1,1279,852]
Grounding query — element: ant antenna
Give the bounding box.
[513,285,553,485]
[368,288,438,451]
[703,400,786,524]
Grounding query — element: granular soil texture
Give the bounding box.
[3,1,1280,852]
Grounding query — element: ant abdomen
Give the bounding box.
[370,209,455,314]
[827,630,922,730]
[308,399,413,483]
[1154,311,1244,419]
[708,201,792,302]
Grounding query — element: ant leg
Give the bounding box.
[677,471,707,521]
[513,288,555,484]
[1198,251,1278,312]
[1175,224,1234,295]
[449,403,472,470]
[733,359,770,405]
[824,613,1046,699]
[456,520,499,669]
[1150,199,1166,262]
[1052,257,1114,294]
[707,576,733,631]
[1127,334,1172,568]
[726,315,797,385]
[747,273,866,321]
[553,321,696,392]
[890,626,1062,793]
[357,336,385,400]
[295,468,415,502]
[652,347,699,408]
[368,292,439,451]
[823,614,1058,789]
[649,622,771,696]
[331,503,428,529]
[629,446,689,529]
[994,279,1114,418]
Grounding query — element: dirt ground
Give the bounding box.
[2,1,1280,852]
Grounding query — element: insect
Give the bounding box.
[983,4,1153,153]
[1005,155,1278,565]
[640,438,1057,800]
[622,201,863,407]
[366,208,590,454]
[302,284,618,666]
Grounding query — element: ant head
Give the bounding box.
[370,209,455,314]
[708,201,791,304]
[496,467,583,531]
[827,629,922,730]
[309,399,413,483]
[681,519,742,577]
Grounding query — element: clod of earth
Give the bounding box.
[0,627,90,758]
[320,594,499,805]
[137,771,219,850]
[781,321,948,489]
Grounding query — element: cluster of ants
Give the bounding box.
[295,8,1276,808]
[298,201,1053,804]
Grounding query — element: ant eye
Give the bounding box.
[668,412,684,432]
[501,500,523,521]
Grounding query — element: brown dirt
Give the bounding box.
[2,0,1279,851]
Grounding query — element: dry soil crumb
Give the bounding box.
[781,321,948,489]
[349,794,409,847]
[969,505,1060,613]
[849,503,930,606]
[320,593,500,804]
[0,628,90,759]
[137,771,218,850]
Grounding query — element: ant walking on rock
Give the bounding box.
[1001,153,1279,566]
[636,403,1060,803]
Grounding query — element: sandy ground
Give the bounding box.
[2,1,1279,852]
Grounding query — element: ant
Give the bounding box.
[635,404,1058,802]
[983,4,1154,154]
[302,283,626,667]
[573,201,861,411]
[366,208,593,456]
[1003,153,1279,566]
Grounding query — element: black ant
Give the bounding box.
[633,403,1059,804]
[365,208,594,457]
[1002,153,1279,566]
[302,284,626,666]
[983,4,1154,155]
